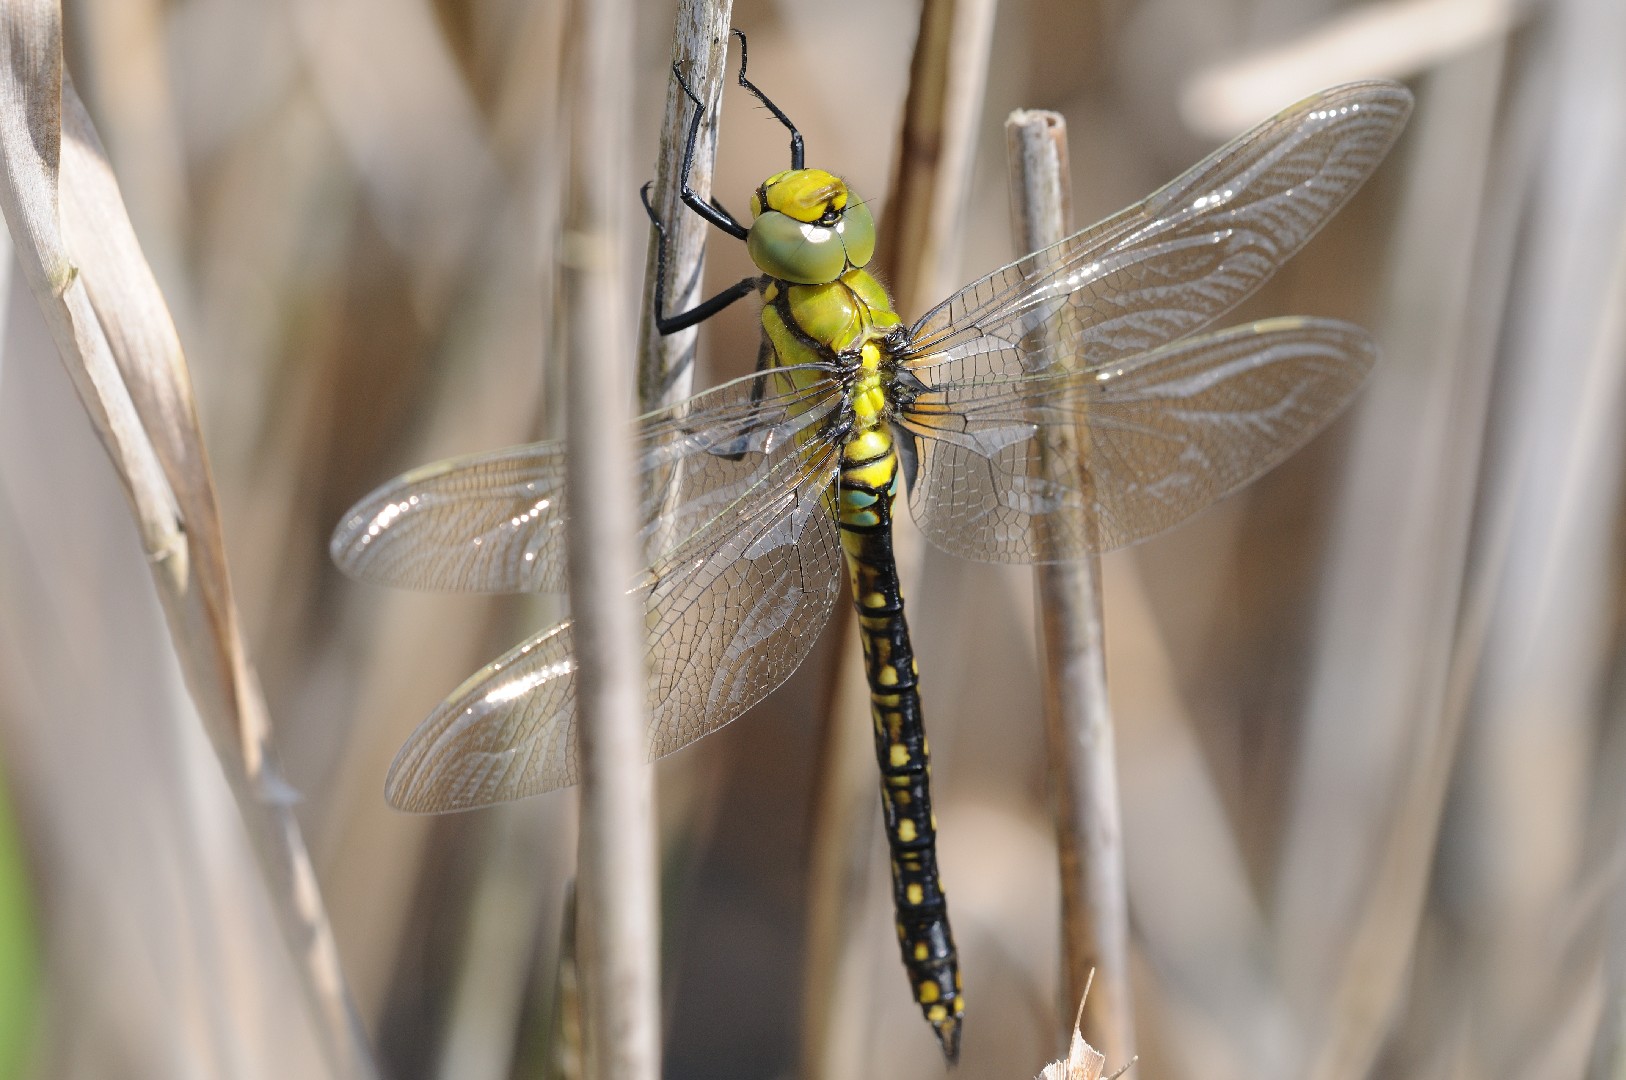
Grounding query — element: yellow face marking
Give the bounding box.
[760,168,847,221]
[906,883,924,905]
[897,818,917,842]
[889,743,909,768]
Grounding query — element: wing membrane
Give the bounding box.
[330,365,842,592]
[899,318,1375,561]
[383,434,844,811]
[902,82,1411,382]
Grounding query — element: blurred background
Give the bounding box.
[0,0,1623,1077]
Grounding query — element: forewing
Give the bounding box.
[330,366,841,593]
[902,82,1411,382]
[899,318,1375,562]
[383,433,844,811]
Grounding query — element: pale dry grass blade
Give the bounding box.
[0,4,375,1077]
[560,1,660,1077]
[1006,107,1135,1066]
[0,286,326,1079]
[1448,0,1626,1072]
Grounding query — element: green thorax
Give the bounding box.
[746,169,901,419]
[760,269,901,367]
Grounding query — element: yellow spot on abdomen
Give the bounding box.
[906,883,924,905]
[890,744,909,768]
[897,819,917,842]
[918,979,941,1004]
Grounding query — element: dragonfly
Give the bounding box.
[330,32,1411,1062]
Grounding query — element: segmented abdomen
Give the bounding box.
[837,439,964,1062]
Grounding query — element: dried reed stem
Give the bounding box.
[637,0,735,411]
[802,0,996,1071]
[1006,109,1135,1067]
[0,7,376,1077]
[560,0,659,1077]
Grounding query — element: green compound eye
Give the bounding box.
[836,198,875,269]
[748,209,849,285]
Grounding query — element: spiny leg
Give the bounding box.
[731,29,804,169]
[671,59,747,239]
[641,182,758,336]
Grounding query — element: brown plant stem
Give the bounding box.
[560,0,659,1077]
[1005,108,1135,1066]
[637,0,736,412]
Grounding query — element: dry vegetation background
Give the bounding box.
[0,0,1622,1078]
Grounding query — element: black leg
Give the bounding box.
[642,182,758,336]
[672,62,749,240]
[732,29,804,170]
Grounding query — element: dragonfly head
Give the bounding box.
[747,168,876,285]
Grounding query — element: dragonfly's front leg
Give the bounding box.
[641,182,760,336]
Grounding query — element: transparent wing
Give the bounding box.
[898,318,1375,562]
[383,435,844,812]
[330,365,842,593]
[901,82,1411,382]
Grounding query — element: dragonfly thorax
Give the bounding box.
[747,168,876,285]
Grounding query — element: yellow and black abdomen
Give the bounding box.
[837,436,965,1060]
[761,267,965,1060]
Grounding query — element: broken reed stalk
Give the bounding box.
[637,0,735,412]
[0,6,377,1077]
[560,0,659,1077]
[802,1,996,1072]
[1005,110,1135,1066]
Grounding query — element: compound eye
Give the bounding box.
[747,209,848,285]
[836,198,875,269]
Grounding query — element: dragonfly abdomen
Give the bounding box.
[748,170,966,1056]
[837,437,965,1062]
